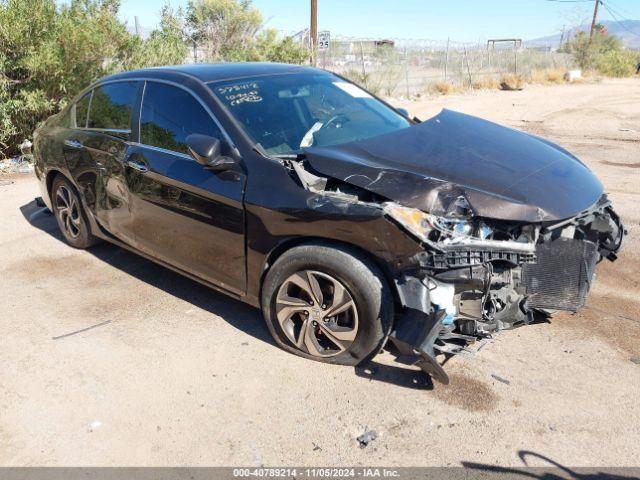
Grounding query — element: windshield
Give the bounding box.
[209,73,410,156]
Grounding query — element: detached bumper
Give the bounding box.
[388,310,451,384]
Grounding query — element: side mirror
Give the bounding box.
[396,107,410,118]
[186,134,236,172]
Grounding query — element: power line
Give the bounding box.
[604,0,640,24]
[601,1,640,38]
[603,0,639,20]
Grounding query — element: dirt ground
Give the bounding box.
[1,78,639,468]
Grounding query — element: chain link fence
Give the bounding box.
[314,38,575,97]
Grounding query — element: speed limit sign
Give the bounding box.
[318,31,330,51]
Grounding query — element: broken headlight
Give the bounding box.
[384,203,478,243]
[384,202,538,251]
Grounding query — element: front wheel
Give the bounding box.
[261,243,393,366]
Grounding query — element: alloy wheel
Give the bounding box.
[55,185,82,239]
[275,270,359,357]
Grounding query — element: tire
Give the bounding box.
[51,175,100,249]
[261,242,393,366]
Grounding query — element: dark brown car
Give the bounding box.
[33,63,624,383]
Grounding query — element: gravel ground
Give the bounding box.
[1,78,639,468]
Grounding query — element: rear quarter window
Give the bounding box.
[71,92,92,129]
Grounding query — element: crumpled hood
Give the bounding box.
[304,109,604,222]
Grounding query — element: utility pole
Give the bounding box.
[589,0,601,40]
[310,0,318,66]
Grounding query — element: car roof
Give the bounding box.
[99,62,324,85]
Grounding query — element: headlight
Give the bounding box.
[384,202,537,253]
[383,203,476,243]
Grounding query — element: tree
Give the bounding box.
[565,30,637,77]
[186,0,308,63]
[0,0,308,158]
[0,0,137,155]
[565,30,627,72]
[187,0,262,61]
[254,29,309,64]
[127,5,189,69]
[0,0,188,158]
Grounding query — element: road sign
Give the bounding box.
[318,31,330,51]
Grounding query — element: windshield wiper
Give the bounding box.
[272,153,306,160]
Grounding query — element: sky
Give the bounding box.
[117,0,640,43]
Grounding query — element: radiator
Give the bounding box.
[522,238,599,312]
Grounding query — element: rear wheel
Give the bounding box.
[51,176,99,249]
[261,243,393,365]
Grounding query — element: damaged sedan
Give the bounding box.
[33,63,625,383]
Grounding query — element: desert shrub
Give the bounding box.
[528,68,567,84]
[595,48,637,77]
[127,5,188,69]
[340,69,367,85]
[565,30,636,77]
[372,46,403,96]
[565,31,605,70]
[500,74,525,90]
[545,68,567,83]
[528,70,547,84]
[339,69,380,94]
[428,81,456,95]
[472,77,500,90]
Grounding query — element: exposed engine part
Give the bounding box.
[288,158,387,205]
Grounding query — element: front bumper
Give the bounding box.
[389,199,625,383]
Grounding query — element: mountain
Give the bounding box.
[526,20,640,49]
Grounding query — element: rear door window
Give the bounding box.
[140,82,222,155]
[87,82,138,133]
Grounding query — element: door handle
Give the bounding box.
[126,159,149,173]
[64,139,83,149]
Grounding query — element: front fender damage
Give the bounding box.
[287,156,626,384]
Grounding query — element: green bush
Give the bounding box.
[595,48,638,77]
[340,69,370,87]
[0,0,187,158]
[0,0,308,159]
[565,30,638,77]
[186,0,308,63]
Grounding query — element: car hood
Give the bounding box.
[304,109,604,222]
